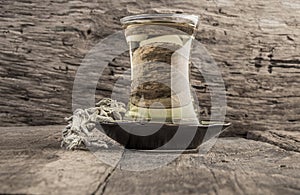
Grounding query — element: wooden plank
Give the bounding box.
[0,125,115,195]
[247,130,300,152]
[1,125,300,194]
[0,0,299,135]
[101,138,300,195]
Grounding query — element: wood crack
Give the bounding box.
[91,166,116,195]
[92,150,125,195]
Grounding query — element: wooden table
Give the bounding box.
[1,126,299,194]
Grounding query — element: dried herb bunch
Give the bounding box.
[61,98,126,150]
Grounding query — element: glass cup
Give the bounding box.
[120,14,199,124]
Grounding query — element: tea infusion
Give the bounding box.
[122,16,199,124]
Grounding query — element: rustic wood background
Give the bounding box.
[0,0,299,135]
[1,125,300,194]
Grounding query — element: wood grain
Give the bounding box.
[0,125,113,194]
[0,0,299,135]
[247,130,300,152]
[1,125,300,194]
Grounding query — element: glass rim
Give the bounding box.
[120,14,199,26]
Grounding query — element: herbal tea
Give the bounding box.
[121,15,199,124]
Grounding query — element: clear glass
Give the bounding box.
[121,14,199,124]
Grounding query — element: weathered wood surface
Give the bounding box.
[1,125,300,194]
[247,130,300,153]
[0,0,299,135]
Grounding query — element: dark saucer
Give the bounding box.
[96,121,231,150]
